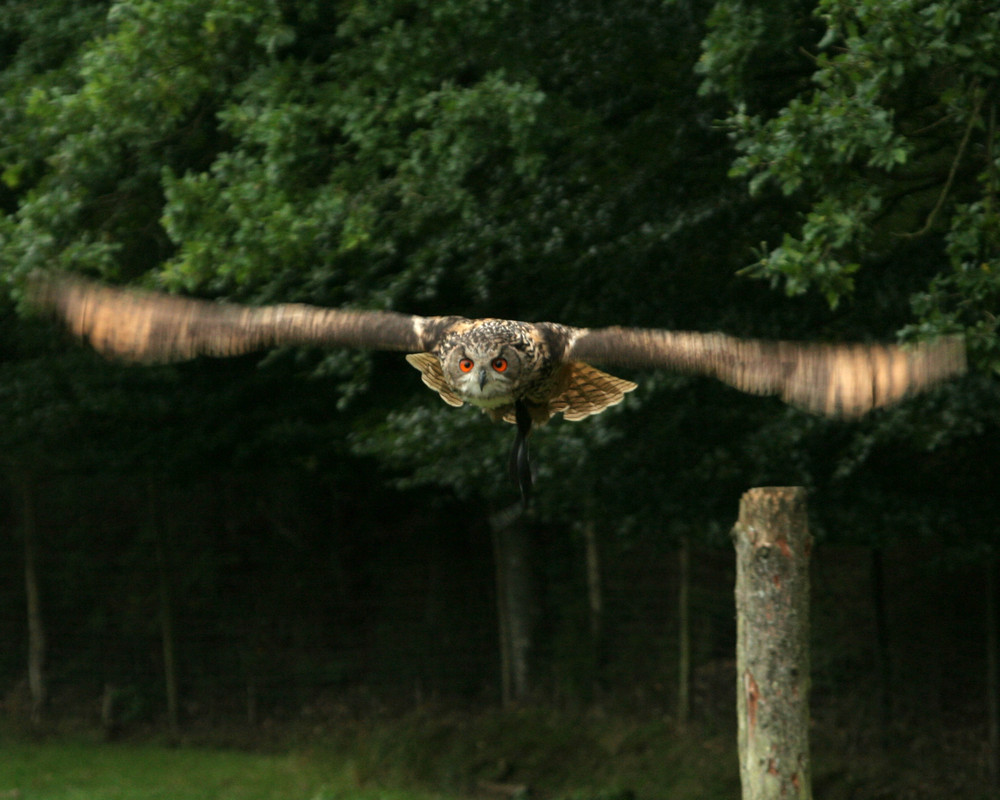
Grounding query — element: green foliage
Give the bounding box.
[1,1,289,280]
[696,0,1000,547]
[701,0,1000,357]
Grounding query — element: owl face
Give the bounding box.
[442,341,525,409]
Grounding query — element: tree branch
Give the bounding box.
[896,85,985,239]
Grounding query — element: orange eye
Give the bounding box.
[459,358,474,373]
[492,358,508,373]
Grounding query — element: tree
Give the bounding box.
[700,0,1000,360]
[17,472,46,725]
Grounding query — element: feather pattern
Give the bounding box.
[530,362,636,423]
[404,353,464,407]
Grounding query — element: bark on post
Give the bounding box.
[733,486,812,800]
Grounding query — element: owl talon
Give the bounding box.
[508,400,533,506]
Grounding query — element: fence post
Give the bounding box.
[733,486,812,800]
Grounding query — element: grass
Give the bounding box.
[4,707,982,800]
[0,737,454,800]
[0,710,740,800]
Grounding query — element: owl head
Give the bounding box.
[441,339,526,409]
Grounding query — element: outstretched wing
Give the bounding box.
[27,272,451,363]
[563,326,966,417]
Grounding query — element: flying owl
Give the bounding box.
[27,272,967,500]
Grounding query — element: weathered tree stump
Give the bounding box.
[733,486,812,800]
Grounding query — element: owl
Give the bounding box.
[28,272,967,499]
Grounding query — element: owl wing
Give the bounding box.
[474,362,638,425]
[562,326,966,417]
[546,363,638,422]
[404,353,465,407]
[27,272,454,362]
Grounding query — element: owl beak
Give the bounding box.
[478,367,488,390]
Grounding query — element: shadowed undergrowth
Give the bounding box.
[0,708,739,800]
[1,706,989,799]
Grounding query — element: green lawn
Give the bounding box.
[0,710,741,800]
[0,739,454,800]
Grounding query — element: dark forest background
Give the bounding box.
[1,0,998,794]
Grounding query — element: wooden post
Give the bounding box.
[733,487,812,800]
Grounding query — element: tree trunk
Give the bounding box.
[582,519,604,694]
[870,547,891,743]
[490,508,534,705]
[987,555,999,790]
[149,481,180,736]
[491,525,512,707]
[20,474,47,726]
[733,486,812,800]
[677,535,691,730]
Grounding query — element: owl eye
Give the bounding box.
[492,358,508,373]
[459,358,474,373]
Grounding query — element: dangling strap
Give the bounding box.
[507,399,534,507]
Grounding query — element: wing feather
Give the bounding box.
[548,362,637,421]
[27,272,444,363]
[404,352,464,407]
[565,326,966,417]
